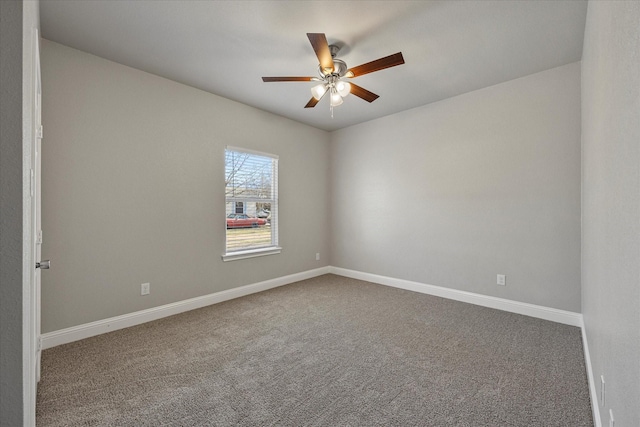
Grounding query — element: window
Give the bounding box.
[223,147,279,261]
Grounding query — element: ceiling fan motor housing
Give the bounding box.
[319,58,348,78]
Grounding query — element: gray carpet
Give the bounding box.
[36,274,593,426]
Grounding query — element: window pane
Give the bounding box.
[225,147,278,253]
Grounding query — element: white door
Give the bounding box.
[31,28,44,384]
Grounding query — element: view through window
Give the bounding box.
[225,147,278,254]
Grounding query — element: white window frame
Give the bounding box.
[222,146,280,261]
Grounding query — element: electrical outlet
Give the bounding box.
[141,282,150,295]
[316,253,320,261]
[600,375,605,406]
[497,274,506,286]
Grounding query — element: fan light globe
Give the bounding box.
[330,91,343,107]
[311,84,327,100]
[336,81,351,97]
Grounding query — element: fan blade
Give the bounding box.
[350,83,379,103]
[307,33,334,74]
[347,52,405,78]
[262,77,315,82]
[305,90,327,108]
[304,97,320,108]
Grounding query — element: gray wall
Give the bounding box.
[581,1,640,426]
[0,1,24,424]
[331,63,582,312]
[40,40,331,333]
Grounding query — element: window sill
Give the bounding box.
[221,247,282,262]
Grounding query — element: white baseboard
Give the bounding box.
[581,324,601,427]
[41,266,331,349]
[329,267,583,327]
[42,265,583,347]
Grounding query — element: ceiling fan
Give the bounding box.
[262,33,405,113]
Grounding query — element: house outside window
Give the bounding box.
[223,147,280,261]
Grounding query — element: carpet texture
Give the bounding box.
[36,274,593,426]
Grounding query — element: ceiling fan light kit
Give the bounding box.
[262,33,404,117]
[312,60,352,115]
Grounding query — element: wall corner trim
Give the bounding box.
[41,266,331,349]
[329,267,583,327]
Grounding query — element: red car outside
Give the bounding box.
[226,214,268,229]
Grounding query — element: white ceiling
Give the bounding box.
[40,0,588,132]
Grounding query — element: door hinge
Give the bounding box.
[37,125,43,139]
[37,337,42,351]
[37,230,43,245]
